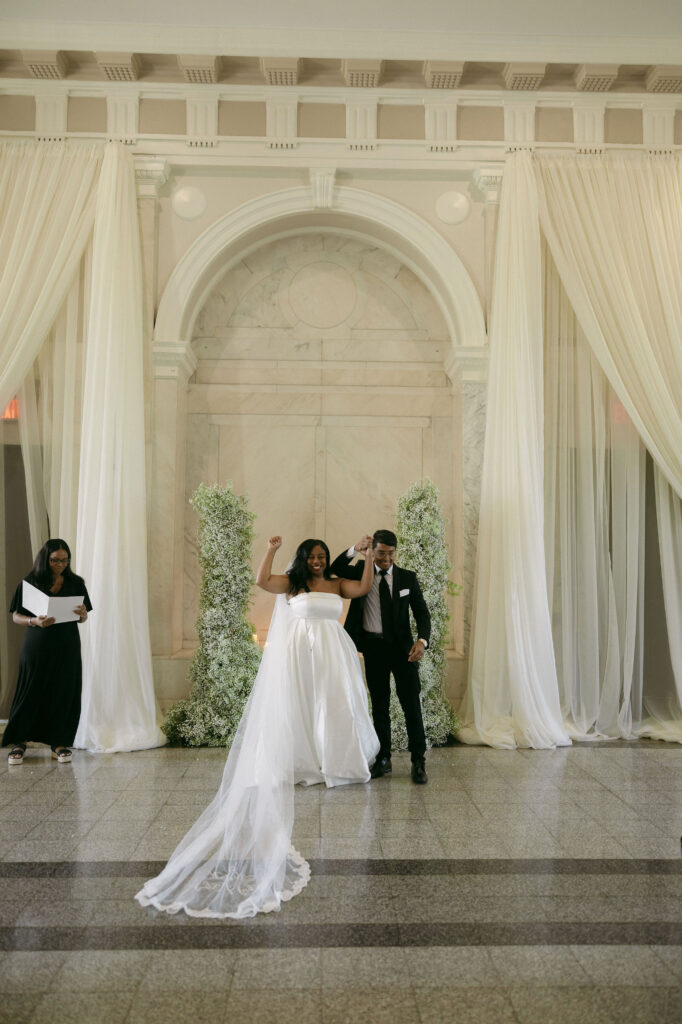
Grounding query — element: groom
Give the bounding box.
[331,530,431,784]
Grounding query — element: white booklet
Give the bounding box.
[22,581,84,625]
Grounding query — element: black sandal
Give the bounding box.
[8,744,26,765]
[51,747,72,764]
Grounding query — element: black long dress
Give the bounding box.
[2,573,92,749]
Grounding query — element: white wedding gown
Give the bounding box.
[135,591,379,918]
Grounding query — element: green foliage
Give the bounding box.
[391,479,461,749]
[162,482,261,746]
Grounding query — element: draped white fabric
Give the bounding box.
[17,264,88,553]
[74,144,164,752]
[463,150,682,749]
[0,441,8,711]
[535,154,682,497]
[0,142,101,414]
[0,140,162,751]
[460,151,570,749]
[543,252,648,739]
[648,468,682,739]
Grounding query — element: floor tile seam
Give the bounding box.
[2,922,682,952]
[2,857,682,877]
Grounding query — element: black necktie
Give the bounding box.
[379,570,393,639]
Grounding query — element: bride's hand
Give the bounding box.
[268,536,282,550]
[356,534,372,553]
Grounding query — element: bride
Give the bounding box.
[135,534,379,919]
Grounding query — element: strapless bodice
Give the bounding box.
[288,592,343,621]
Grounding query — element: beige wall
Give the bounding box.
[0,94,35,130]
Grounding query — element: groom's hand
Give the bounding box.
[408,640,426,662]
[354,534,373,554]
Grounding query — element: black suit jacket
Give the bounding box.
[331,550,431,655]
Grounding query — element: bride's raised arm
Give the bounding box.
[255,536,290,594]
[339,536,374,599]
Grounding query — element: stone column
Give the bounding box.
[444,346,488,662]
[134,158,169,501]
[149,342,197,660]
[472,167,504,326]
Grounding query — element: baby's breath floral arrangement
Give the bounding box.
[392,479,460,749]
[163,482,262,746]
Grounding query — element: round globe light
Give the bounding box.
[171,186,207,221]
[435,190,471,225]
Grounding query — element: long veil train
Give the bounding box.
[135,593,310,918]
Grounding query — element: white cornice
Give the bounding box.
[2,79,682,109]
[2,23,682,65]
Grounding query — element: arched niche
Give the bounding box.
[154,185,487,370]
[150,185,487,709]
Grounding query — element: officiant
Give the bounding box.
[3,539,91,766]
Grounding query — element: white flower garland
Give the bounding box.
[163,483,261,746]
[391,479,461,749]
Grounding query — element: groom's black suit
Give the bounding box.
[331,549,431,763]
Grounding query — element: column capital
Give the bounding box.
[473,167,504,204]
[135,158,170,199]
[152,340,197,385]
[444,345,489,385]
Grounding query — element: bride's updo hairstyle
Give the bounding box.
[287,538,333,594]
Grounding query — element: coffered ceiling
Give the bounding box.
[2,0,681,92]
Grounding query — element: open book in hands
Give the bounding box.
[23,581,84,625]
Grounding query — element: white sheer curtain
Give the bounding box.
[74,143,164,752]
[17,262,88,552]
[0,140,163,751]
[647,468,682,739]
[537,154,682,742]
[536,154,682,496]
[0,142,101,414]
[463,150,682,749]
[460,151,570,749]
[543,251,648,739]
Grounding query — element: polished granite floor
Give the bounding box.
[0,742,680,1024]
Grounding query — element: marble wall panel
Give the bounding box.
[322,338,445,363]
[183,416,220,644]
[320,391,452,418]
[186,387,324,417]
[194,262,259,336]
[461,381,487,652]
[195,362,324,387]
[324,425,423,549]
[320,366,448,388]
[194,334,324,362]
[209,420,317,642]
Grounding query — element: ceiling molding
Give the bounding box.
[3,22,682,65]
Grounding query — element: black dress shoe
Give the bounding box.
[370,756,392,779]
[411,758,428,785]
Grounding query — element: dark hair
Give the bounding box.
[372,529,397,549]
[286,538,332,595]
[30,538,74,589]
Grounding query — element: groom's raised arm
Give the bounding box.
[330,539,368,580]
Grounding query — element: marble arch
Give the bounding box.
[153,184,487,371]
